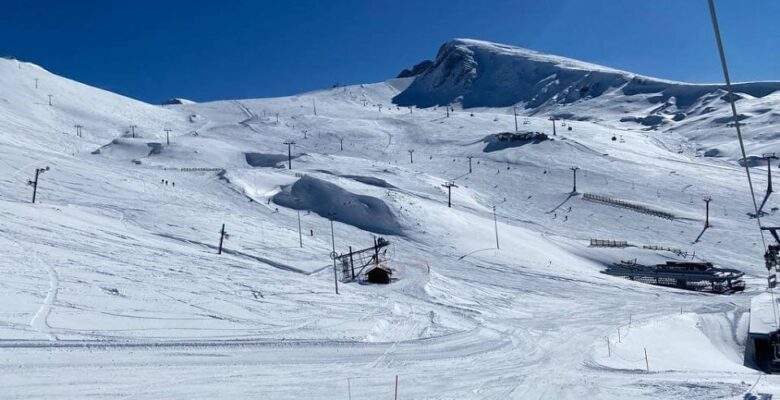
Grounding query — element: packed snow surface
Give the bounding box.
[1,39,780,398]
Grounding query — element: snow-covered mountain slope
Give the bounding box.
[394,39,780,160]
[1,45,779,398]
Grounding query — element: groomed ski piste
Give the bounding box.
[2,39,780,398]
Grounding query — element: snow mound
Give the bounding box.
[340,175,396,188]
[162,98,196,105]
[273,176,402,235]
[91,138,162,159]
[245,152,291,168]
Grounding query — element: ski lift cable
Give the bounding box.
[707,0,766,248]
[708,0,776,328]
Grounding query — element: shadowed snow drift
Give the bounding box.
[245,152,295,168]
[273,176,402,235]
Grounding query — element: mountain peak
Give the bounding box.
[393,38,780,116]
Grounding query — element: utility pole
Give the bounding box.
[762,153,778,193]
[549,116,557,136]
[47,94,53,106]
[493,205,500,249]
[703,197,712,228]
[570,166,580,193]
[34,78,39,89]
[408,149,414,163]
[218,224,227,254]
[441,181,458,208]
[513,106,518,133]
[164,128,172,145]
[467,155,474,173]
[297,209,303,248]
[130,125,137,138]
[283,140,296,169]
[329,216,339,295]
[74,124,83,137]
[28,166,49,203]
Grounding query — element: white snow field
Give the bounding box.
[1,38,780,398]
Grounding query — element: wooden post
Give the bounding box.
[218,224,226,254]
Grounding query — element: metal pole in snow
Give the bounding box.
[347,378,352,400]
[164,129,172,145]
[297,209,303,248]
[644,347,649,371]
[513,106,518,133]
[467,156,473,173]
[330,217,339,295]
[570,167,579,193]
[606,337,610,357]
[394,375,398,400]
[284,140,295,169]
[493,205,500,250]
[218,224,226,254]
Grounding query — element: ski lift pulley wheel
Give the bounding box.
[329,251,339,260]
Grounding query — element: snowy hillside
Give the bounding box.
[1,40,780,398]
[395,39,780,160]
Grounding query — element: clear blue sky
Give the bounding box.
[2,0,777,104]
